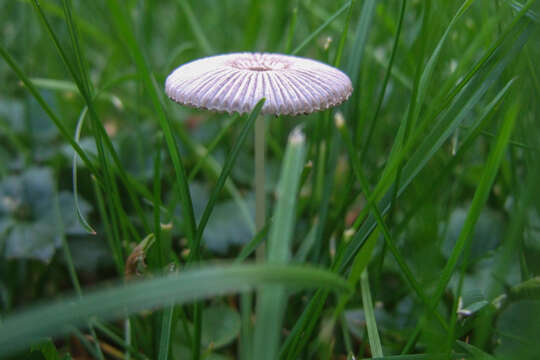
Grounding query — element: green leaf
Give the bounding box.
[201,305,241,349]
[495,301,540,359]
[442,207,505,261]
[203,196,255,253]
[31,339,61,360]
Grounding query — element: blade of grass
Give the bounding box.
[292,0,351,55]
[253,128,307,360]
[191,99,265,262]
[345,0,376,92]
[157,305,174,360]
[234,222,271,264]
[93,321,149,360]
[106,0,197,253]
[188,114,241,181]
[188,99,263,360]
[333,0,356,67]
[59,0,139,261]
[284,6,298,53]
[360,0,407,161]
[175,0,214,55]
[72,106,96,234]
[360,269,383,358]
[0,263,350,357]
[19,0,115,48]
[411,0,476,132]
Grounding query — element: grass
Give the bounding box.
[0,0,539,359]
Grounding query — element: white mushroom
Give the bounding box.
[165,52,353,243]
[165,52,353,116]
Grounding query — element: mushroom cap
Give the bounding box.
[165,52,353,116]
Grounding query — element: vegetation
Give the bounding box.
[0,0,539,359]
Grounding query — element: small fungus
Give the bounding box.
[165,52,352,116]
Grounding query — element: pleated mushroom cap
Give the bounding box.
[165,53,353,116]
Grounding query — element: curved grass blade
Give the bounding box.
[0,264,350,357]
[73,106,96,234]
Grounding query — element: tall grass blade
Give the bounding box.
[106,0,197,249]
[360,269,383,358]
[175,0,214,55]
[253,128,307,360]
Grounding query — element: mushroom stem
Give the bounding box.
[255,114,266,260]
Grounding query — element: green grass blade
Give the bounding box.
[72,106,96,234]
[93,321,149,360]
[20,0,115,48]
[106,0,197,250]
[188,115,241,181]
[192,99,265,261]
[333,0,356,67]
[360,269,383,358]
[235,223,271,264]
[284,6,298,53]
[188,99,263,360]
[157,306,174,360]
[292,0,351,55]
[175,0,214,54]
[412,0,475,130]
[0,264,350,357]
[360,0,407,161]
[253,128,307,360]
[345,0,376,86]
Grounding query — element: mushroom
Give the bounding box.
[165,52,353,240]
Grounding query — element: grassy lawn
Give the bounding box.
[0,0,539,359]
